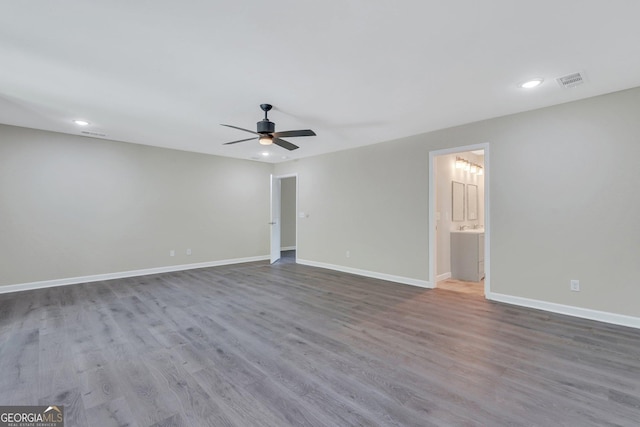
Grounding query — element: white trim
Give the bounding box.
[269,174,280,264]
[483,144,491,296]
[297,258,432,289]
[0,255,270,295]
[428,152,436,289]
[429,142,491,296]
[487,291,640,330]
[436,272,452,282]
[280,246,296,251]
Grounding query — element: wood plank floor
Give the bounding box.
[2,255,640,426]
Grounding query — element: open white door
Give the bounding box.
[270,174,281,264]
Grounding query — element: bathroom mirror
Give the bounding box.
[467,184,478,221]
[452,181,464,221]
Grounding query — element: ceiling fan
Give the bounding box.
[221,104,316,151]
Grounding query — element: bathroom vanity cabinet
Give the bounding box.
[451,231,485,282]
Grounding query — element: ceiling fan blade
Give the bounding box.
[223,137,258,145]
[272,138,299,151]
[272,129,316,138]
[220,124,259,135]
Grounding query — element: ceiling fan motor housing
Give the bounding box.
[257,119,275,134]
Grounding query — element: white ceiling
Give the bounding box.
[2,1,640,163]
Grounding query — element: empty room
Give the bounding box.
[2,1,640,426]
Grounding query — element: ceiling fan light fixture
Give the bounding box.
[259,135,273,145]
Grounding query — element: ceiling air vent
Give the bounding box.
[556,72,585,89]
[81,130,107,137]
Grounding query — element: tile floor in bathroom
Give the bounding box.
[437,278,484,296]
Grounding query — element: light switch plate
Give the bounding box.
[570,280,580,291]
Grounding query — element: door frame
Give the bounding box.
[428,142,491,296]
[270,173,298,264]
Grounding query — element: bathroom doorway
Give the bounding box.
[429,144,490,296]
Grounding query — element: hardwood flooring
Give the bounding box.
[1,255,640,426]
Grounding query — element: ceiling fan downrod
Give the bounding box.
[260,103,272,119]
[257,104,275,134]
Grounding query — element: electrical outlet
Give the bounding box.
[570,279,580,292]
[186,248,192,256]
[169,250,175,257]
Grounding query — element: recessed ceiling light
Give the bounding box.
[518,78,544,89]
[73,120,90,126]
[261,152,270,157]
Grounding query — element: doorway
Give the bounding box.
[270,174,297,264]
[429,144,490,296]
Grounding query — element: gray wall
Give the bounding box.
[275,141,430,281]
[0,124,272,287]
[276,87,640,318]
[280,176,296,249]
[3,87,640,319]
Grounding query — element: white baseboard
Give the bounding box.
[11,257,635,331]
[280,246,296,251]
[486,291,640,330]
[0,255,270,295]
[296,258,432,289]
[436,272,452,282]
